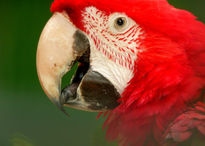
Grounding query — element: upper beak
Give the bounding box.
[36,12,78,112]
[37,12,120,113]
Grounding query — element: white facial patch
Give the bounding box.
[82,7,143,94]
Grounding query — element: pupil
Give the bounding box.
[117,18,124,26]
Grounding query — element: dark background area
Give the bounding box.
[0,0,204,146]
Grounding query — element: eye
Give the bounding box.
[116,17,126,26]
[114,17,127,31]
[109,13,134,34]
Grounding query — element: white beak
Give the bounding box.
[36,12,77,104]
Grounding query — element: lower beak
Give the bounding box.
[37,12,120,113]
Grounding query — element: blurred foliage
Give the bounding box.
[10,133,34,146]
[0,0,204,146]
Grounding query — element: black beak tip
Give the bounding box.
[51,98,70,117]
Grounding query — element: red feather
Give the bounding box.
[51,0,205,145]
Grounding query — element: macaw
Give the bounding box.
[36,0,205,145]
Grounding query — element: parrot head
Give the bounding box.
[37,0,205,145]
[37,0,145,112]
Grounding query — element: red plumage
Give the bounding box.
[51,0,205,145]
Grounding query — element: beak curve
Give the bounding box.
[37,12,120,113]
[37,12,78,111]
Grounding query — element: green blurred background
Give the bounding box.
[0,0,204,146]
